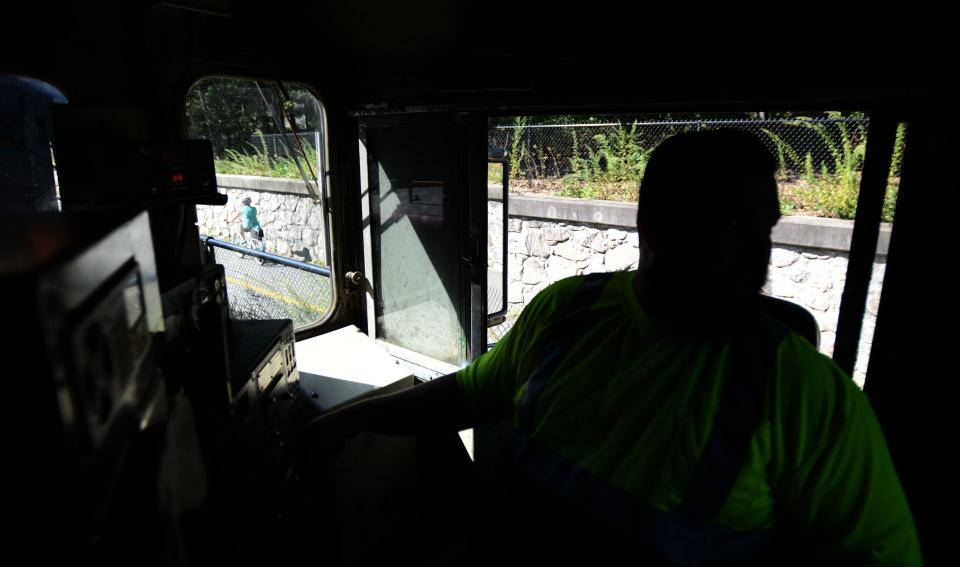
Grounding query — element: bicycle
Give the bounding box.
[235,226,266,265]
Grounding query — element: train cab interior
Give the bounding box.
[2,2,957,564]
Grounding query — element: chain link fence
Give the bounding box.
[246,131,320,161]
[203,237,332,328]
[488,117,898,221]
[490,117,871,179]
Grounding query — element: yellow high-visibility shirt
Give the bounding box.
[457,271,921,564]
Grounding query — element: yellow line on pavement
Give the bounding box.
[226,275,326,313]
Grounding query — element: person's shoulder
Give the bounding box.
[523,272,623,322]
[514,275,593,329]
[528,273,611,308]
[541,274,586,299]
[773,329,864,415]
[539,272,622,299]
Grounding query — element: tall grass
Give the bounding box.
[214,131,319,180]
[761,115,900,222]
[560,122,649,201]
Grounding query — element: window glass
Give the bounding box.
[187,77,332,329]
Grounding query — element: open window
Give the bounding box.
[487,112,901,386]
[185,77,333,330]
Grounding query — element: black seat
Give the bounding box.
[758,294,820,348]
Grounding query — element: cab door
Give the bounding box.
[357,112,489,375]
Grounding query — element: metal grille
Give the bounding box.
[203,237,332,329]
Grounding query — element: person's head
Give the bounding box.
[242,197,252,207]
[636,129,780,310]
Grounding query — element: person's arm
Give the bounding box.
[298,278,574,447]
[228,210,240,223]
[299,373,481,442]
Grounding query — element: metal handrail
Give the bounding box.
[201,236,332,277]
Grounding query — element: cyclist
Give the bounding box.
[228,196,265,261]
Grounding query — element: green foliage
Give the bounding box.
[889,123,907,178]
[560,122,647,201]
[186,77,323,160]
[503,113,889,221]
[878,123,907,223]
[507,116,528,180]
[791,115,866,220]
[214,132,319,179]
[488,162,503,184]
[510,114,905,223]
[531,143,561,179]
[186,79,267,158]
[758,113,877,221]
[762,128,802,175]
[804,153,815,185]
[799,112,866,193]
[882,183,899,223]
[781,175,860,221]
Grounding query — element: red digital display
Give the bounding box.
[172,173,184,184]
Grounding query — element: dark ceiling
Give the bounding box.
[3,1,956,112]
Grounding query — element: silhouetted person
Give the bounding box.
[302,130,920,565]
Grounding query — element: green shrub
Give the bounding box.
[560,122,647,201]
[507,116,528,180]
[214,131,319,180]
